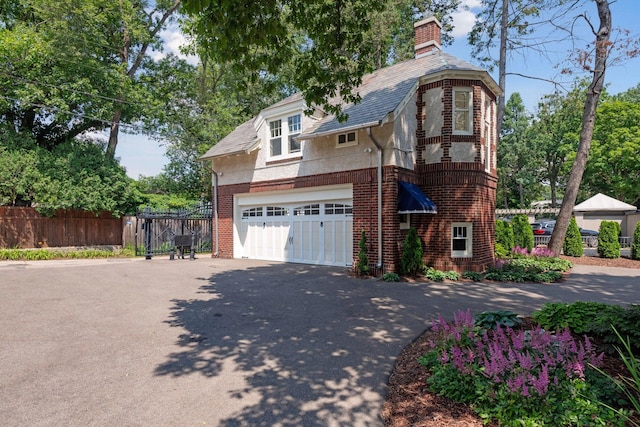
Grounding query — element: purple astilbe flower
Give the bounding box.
[530,247,556,257]
[453,309,474,329]
[531,364,550,395]
[512,246,529,256]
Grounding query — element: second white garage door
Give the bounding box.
[235,186,353,267]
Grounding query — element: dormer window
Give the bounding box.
[337,131,357,147]
[268,114,302,159]
[453,88,473,135]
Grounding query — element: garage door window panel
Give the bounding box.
[294,204,320,216]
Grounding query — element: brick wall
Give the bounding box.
[414,79,498,272]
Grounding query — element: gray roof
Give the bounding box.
[303,50,489,137]
[200,118,258,159]
[574,193,637,212]
[201,50,494,159]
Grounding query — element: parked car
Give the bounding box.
[531,221,556,236]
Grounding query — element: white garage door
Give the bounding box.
[235,186,353,267]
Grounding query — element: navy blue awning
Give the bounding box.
[398,181,437,214]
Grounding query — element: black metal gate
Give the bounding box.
[135,204,212,259]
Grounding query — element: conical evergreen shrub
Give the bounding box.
[598,221,621,259]
[401,227,424,276]
[563,217,583,257]
[495,219,514,257]
[632,222,640,260]
[512,214,534,252]
[357,230,369,275]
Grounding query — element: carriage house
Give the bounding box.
[200,17,501,274]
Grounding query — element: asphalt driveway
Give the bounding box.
[1,257,639,426]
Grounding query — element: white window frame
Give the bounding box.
[336,131,358,148]
[268,113,303,160]
[453,88,473,135]
[484,99,492,172]
[451,222,472,258]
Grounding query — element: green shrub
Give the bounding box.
[382,272,400,282]
[563,216,584,257]
[357,230,369,276]
[511,214,533,252]
[598,221,621,259]
[594,327,640,424]
[462,271,483,281]
[495,220,514,257]
[483,256,570,283]
[532,302,640,355]
[632,221,640,260]
[400,227,423,276]
[474,310,522,330]
[424,266,446,281]
[420,310,624,426]
[532,301,612,334]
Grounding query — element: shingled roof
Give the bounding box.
[201,49,495,160]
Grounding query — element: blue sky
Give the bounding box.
[115,0,640,178]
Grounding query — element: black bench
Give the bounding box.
[173,234,195,260]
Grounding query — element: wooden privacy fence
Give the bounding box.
[0,207,123,249]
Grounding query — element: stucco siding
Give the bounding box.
[213,126,400,186]
[422,87,443,138]
[392,93,418,170]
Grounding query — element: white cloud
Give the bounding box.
[150,25,199,66]
[451,0,482,38]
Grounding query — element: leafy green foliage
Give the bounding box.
[474,311,522,330]
[483,256,570,283]
[0,247,133,261]
[598,221,621,259]
[424,267,459,282]
[563,216,584,257]
[357,230,369,276]
[462,271,484,281]
[496,93,542,208]
[632,221,640,260]
[594,327,640,425]
[532,301,613,334]
[420,310,623,426]
[0,0,180,154]
[511,214,533,251]
[583,100,640,207]
[0,135,141,216]
[533,302,640,356]
[382,272,400,282]
[495,219,514,257]
[400,227,423,276]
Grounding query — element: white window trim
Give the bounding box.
[267,113,303,160]
[451,222,472,258]
[453,87,473,135]
[336,131,358,148]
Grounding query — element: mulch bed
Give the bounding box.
[382,255,640,426]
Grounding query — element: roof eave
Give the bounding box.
[301,120,382,140]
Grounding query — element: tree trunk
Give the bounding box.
[496,0,509,132]
[107,109,122,158]
[548,0,611,255]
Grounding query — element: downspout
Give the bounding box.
[212,170,219,257]
[366,127,383,269]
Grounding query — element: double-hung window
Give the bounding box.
[269,114,302,159]
[451,222,472,258]
[453,88,473,135]
[269,120,282,157]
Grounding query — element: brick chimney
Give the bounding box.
[414,16,442,57]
